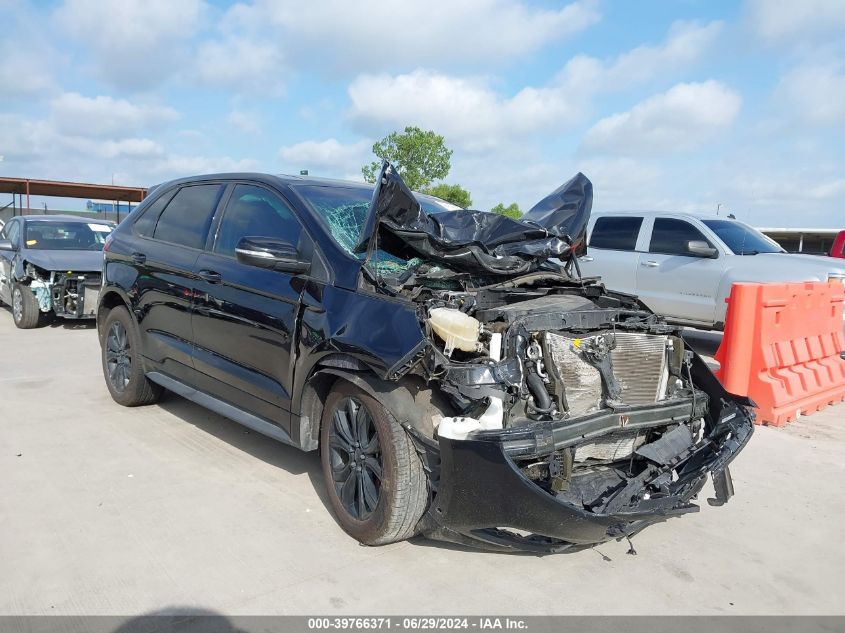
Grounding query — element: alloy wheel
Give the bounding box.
[328,396,383,520]
[105,321,132,392]
[12,288,22,322]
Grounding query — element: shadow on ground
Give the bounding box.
[155,393,329,511]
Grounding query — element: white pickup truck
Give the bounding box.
[579,211,845,330]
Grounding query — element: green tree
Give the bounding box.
[491,202,522,219]
[422,183,472,208]
[362,126,452,191]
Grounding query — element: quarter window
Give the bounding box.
[134,190,176,237]
[214,184,302,257]
[649,218,713,256]
[589,216,643,251]
[152,184,224,249]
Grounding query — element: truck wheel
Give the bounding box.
[11,283,42,329]
[320,381,428,545]
[101,305,162,407]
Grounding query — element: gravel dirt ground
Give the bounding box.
[1,310,843,615]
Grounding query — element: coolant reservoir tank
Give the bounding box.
[428,307,480,354]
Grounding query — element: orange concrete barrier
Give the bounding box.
[714,281,845,426]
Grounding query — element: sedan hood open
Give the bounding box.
[354,162,592,276]
[22,248,104,272]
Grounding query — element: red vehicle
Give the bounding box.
[830,230,845,259]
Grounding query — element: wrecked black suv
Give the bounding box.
[98,164,753,553]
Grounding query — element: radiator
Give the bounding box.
[543,331,670,416]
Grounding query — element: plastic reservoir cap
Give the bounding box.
[428,307,480,354]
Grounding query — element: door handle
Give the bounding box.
[640,260,659,268]
[198,269,222,283]
[580,256,594,262]
[131,252,146,265]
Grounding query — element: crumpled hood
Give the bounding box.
[22,248,104,273]
[354,162,592,275]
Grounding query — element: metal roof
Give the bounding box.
[0,177,146,202]
[15,214,116,224]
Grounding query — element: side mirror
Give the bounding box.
[0,239,15,252]
[235,236,310,274]
[687,240,718,258]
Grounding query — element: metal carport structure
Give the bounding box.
[0,177,147,223]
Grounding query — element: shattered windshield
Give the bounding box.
[294,184,434,275]
[25,221,113,251]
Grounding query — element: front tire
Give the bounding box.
[12,283,42,329]
[320,381,428,545]
[101,305,162,407]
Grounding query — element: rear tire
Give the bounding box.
[320,381,428,545]
[101,305,162,407]
[12,283,42,329]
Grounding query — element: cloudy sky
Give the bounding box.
[1,0,844,227]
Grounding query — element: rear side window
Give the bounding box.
[152,184,224,249]
[214,184,302,257]
[589,216,643,251]
[134,190,175,237]
[650,218,712,256]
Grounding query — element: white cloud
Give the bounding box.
[560,20,723,94]
[227,111,261,134]
[50,93,179,138]
[581,81,742,155]
[0,0,63,97]
[0,111,258,188]
[55,0,205,89]
[747,0,845,44]
[279,139,370,171]
[347,70,577,151]
[728,170,845,207]
[196,37,285,94]
[98,138,166,159]
[228,0,600,73]
[145,155,261,180]
[775,64,845,125]
[345,21,722,151]
[576,158,664,210]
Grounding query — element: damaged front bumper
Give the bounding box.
[25,270,101,319]
[413,398,753,554]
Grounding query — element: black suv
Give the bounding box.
[98,164,753,553]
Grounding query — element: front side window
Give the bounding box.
[702,219,782,255]
[649,218,713,256]
[152,184,224,249]
[4,220,20,245]
[589,216,643,251]
[214,184,302,257]
[24,221,112,250]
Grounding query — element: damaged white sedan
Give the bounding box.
[0,215,114,328]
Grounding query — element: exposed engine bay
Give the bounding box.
[21,262,100,318]
[386,269,739,520]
